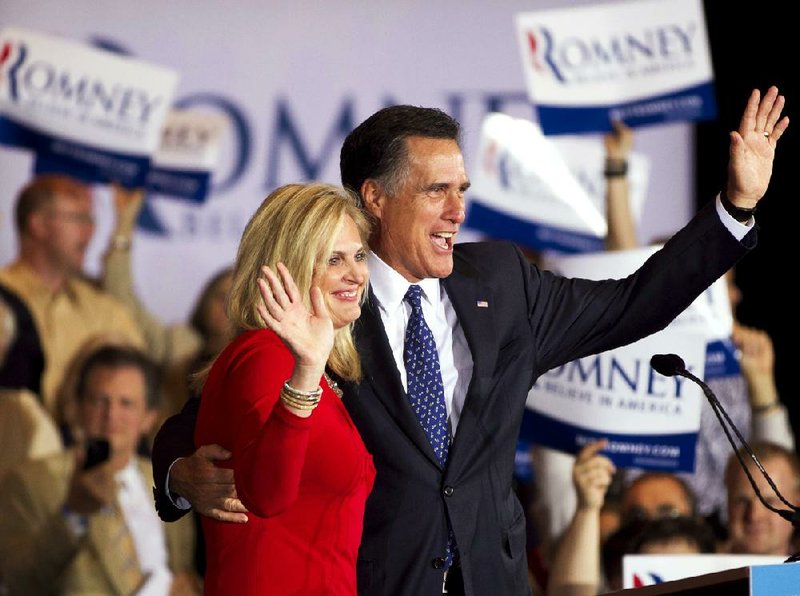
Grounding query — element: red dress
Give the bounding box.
[195,329,375,595]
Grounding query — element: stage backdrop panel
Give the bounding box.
[1,0,695,324]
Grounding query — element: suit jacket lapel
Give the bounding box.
[350,288,443,468]
[442,258,499,475]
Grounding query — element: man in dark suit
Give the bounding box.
[151,87,788,595]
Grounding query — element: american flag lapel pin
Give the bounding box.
[476,300,489,308]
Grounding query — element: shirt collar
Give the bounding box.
[367,252,441,314]
[115,458,139,489]
[8,260,80,301]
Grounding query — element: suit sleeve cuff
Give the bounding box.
[715,193,755,240]
[165,458,192,510]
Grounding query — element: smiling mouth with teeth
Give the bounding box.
[335,290,358,298]
[432,232,455,250]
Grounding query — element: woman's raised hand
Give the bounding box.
[256,263,333,378]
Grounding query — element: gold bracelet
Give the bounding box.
[280,390,319,411]
[282,381,323,400]
[280,398,318,411]
[280,385,320,406]
[280,387,320,405]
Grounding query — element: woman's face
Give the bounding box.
[313,215,368,330]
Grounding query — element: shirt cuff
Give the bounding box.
[165,458,192,510]
[715,193,754,240]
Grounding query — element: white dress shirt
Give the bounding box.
[367,252,473,435]
[117,460,173,595]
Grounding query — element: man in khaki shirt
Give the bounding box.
[0,343,198,595]
[0,174,144,417]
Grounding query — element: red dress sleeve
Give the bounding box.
[197,330,318,517]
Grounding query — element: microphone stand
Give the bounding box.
[651,355,800,563]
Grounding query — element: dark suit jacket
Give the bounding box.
[152,200,753,595]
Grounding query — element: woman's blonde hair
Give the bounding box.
[225,182,370,382]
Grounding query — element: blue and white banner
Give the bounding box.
[0,0,697,325]
[0,27,178,187]
[145,110,228,202]
[467,112,607,254]
[515,0,716,135]
[623,555,787,589]
[467,111,653,254]
[526,246,738,470]
[551,134,650,227]
[527,329,706,471]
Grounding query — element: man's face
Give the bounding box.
[41,191,95,275]
[79,365,156,464]
[622,475,693,522]
[727,456,799,555]
[366,136,469,282]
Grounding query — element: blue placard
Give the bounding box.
[145,166,211,202]
[705,338,741,380]
[526,409,696,471]
[466,198,604,255]
[751,562,800,595]
[536,83,717,136]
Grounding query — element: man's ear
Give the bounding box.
[360,179,384,219]
[27,210,47,240]
[140,409,158,436]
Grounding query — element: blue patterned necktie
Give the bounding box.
[403,284,449,466]
[403,284,457,567]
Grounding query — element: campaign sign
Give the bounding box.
[145,110,228,202]
[515,0,716,134]
[467,112,607,254]
[527,328,706,471]
[526,246,738,470]
[0,27,178,187]
[551,133,650,227]
[623,554,788,589]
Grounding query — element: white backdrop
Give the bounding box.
[0,0,695,323]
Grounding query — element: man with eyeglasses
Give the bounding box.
[0,174,144,417]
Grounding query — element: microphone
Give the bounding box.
[650,354,800,542]
[649,353,719,408]
[649,353,686,377]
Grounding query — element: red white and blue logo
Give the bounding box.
[633,571,665,587]
[0,40,26,100]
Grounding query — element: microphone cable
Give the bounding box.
[650,354,800,526]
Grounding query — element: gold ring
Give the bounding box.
[764,131,770,137]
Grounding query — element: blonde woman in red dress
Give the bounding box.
[195,183,375,595]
